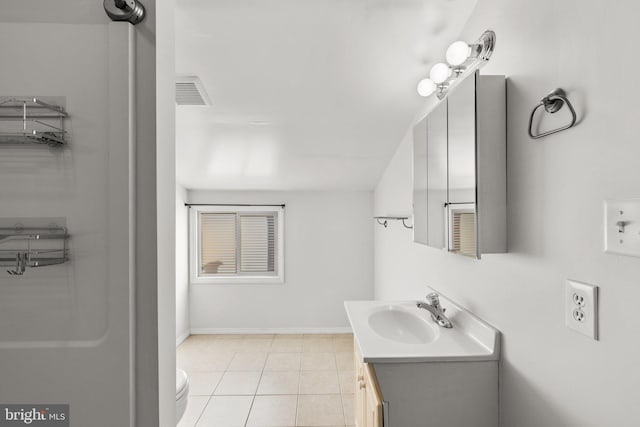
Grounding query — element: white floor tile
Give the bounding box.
[299,371,341,394]
[257,371,300,395]
[196,396,253,427]
[301,353,337,371]
[238,338,273,352]
[302,338,334,353]
[338,370,355,395]
[188,372,224,396]
[335,352,354,372]
[264,353,301,371]
[178,349,235,372]
[178,334,357,427]
[246,395,297,427]
[177,395,209,427]
[342,394,355,425]
[214,371,261,395]
[270,338,303,353]
[296,394,345,426]
[227,352,268,371]
[332,337,353,353]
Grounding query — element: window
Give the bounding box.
[190,205,284,283]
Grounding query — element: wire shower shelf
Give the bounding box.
[0,225,70,275]
[0,97,68,146]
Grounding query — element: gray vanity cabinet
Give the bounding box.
[412,71,506,258]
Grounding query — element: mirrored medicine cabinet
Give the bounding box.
[413,70,506,258]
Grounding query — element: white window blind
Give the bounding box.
[200,213,237,274]
[240,214,276,274]
[451,210,476,257]
[199,212,278,276]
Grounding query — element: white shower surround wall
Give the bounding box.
[0,2,177,425]
[374,0,640,426]
[187,190,374,333]
[0,22,136,426]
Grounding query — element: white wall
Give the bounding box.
[374,1,640,426]
[155,0,177,425]
[176,185,190,343]
[188,190,374,332]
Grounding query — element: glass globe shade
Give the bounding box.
[446,41,471,66]
[429,63,451,84]
[417,78,436,97]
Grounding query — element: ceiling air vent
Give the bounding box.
[176,76,211,106]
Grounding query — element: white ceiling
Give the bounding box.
[176,0,477,191]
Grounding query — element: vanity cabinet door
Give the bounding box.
[364,364,383,427]
[354,341,365,427]
[354,339,383,427]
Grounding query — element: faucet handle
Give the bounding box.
[426,292,440,304]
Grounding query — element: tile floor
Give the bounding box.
[177,334,356,427]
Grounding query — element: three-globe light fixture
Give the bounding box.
[417,30,496,99]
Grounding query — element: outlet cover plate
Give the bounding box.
[604,199,640,257]
[565,280,598,340]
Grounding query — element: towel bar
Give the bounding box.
[528,88,577,139]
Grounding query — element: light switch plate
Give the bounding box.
[565,280,598,340]
[604,199,640,257]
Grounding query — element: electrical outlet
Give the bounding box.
[565,280,598,340]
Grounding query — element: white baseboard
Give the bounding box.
[176,330,190,347]
[189,327,353,335]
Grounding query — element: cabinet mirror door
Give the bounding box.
[412,117,428,245]
[413,101,447,249]
[446,73,478,257]
[426,101,447,249]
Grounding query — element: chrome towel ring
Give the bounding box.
[528,88,577,139]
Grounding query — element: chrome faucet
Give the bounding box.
[417,292,453,328]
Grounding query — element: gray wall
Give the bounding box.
[374,0,640,426]
[188,190,374,332]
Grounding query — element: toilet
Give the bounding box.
[176,369,189,424]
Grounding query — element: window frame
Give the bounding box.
[189,205,285,284]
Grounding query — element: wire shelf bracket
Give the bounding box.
[374,216,413,229]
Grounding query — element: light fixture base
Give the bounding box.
[452,67,466,77]
[436,83,450,100]
[104,0,146,25]
[473,30,496,61]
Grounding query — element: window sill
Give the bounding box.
[191,275,285,285]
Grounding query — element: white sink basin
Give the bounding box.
[344,288,500,363]
[367,306,440,344]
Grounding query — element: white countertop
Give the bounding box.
[344,289,500,363]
